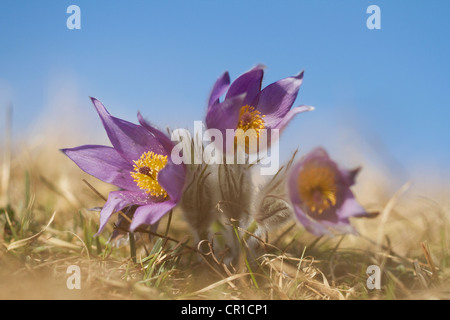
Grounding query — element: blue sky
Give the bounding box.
[1,0,449,183]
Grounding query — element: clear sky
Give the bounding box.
[1,1,449,185]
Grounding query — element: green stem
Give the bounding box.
[162,210,173,249]
[232,224,259,289]
[96,234,101,255]
[129,232,137,263]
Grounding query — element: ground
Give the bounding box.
[0,140,449,300]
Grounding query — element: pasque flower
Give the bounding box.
[205,65,313,153]
[62,98,185,234]
[288,147,369,236]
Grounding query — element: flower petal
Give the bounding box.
[304,146,330,161]
[340,167,361,187]
[318,218,358,235]
[206,93,246,132]
[61,145,139,192]
[336,190,368,220]
[256,71,304,118]
[129,200,177,231]
[208,71,230,108]
[157,159,186,202]
[287,147,335,206]
[205,93,247,153]
[293,205,333,237]
[96,190,150,235]
[90,97,166,163]
[225,64,265,107]
[287,159,303,205]
[137,111,175,156]
[268,105,314,130]
[136,113,186,202]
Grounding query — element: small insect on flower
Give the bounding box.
[287,147,369,236]
[205,65,314,154]
[61,98,186,234]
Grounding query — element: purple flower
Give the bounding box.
[287,147,368,236]
[205,65,313,152]
[62,98,185,234]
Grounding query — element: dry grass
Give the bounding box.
[1,126,449,301]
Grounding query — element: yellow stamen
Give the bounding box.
[297,163,338,214]
[130,151,168,199]
[234,105,266,152]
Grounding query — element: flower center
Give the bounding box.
[234,105,266,152]
[297,163,337,214]
[130,151,168,199]
[237,105,265,133]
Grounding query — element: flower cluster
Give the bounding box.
[62,65,370,250]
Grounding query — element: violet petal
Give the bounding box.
[268,105,314,130]
[319,218,359,235]
[96,190,149,235]
[293,205,333,236]
[129,200,177,231]
[340,167,361,186]
[61,145,139,192]
[90,97,167,163]
[206,93,246,133]
[256,71,304,117]
[225,65,265,107]
[287,159,303,205]
[137,111,175,156]
[336,190,369,220]
[208,71,230,108]
[157,159,186,202]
